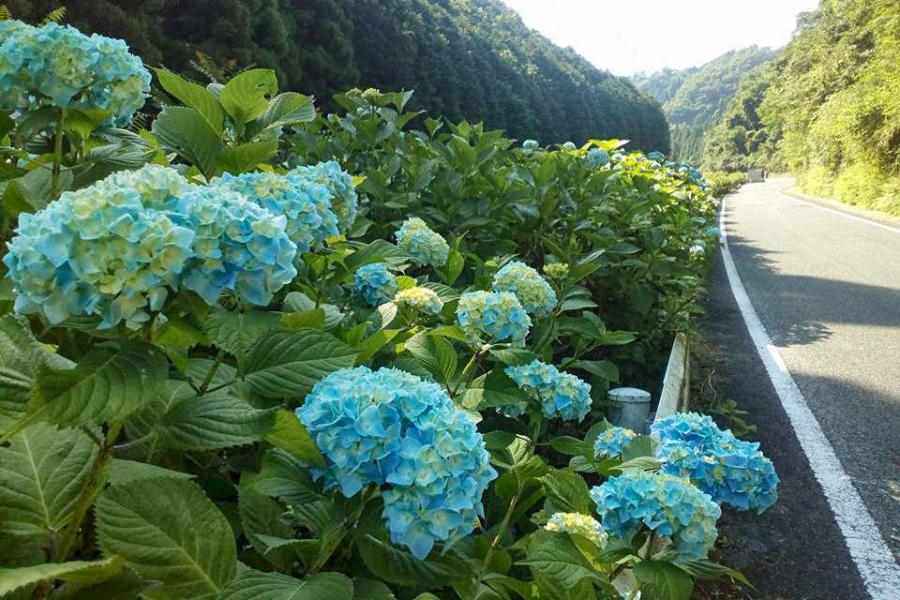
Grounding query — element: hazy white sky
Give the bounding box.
[499,0,821,75]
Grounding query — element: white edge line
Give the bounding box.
[775,186,900,236]
[719,194,900,598]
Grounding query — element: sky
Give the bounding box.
[499,0,821,76]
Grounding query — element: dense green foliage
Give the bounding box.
[702,66,783,173]
[705,0,900,214]
[704,171,750,198]
[634,47,774,164]
[5,0,669,151]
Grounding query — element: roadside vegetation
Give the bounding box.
[0,12,781,600]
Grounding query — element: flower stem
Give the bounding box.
[471,486,522,596]
[197,350,225,395]
[50,108,66,198]
[55,421,122,561]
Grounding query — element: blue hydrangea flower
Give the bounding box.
[505,360,592,422]
[296,367,497,559]
[214,169,338,252]
[352,262,398,306]
[562,141,576,150]
[593,426,638,459]
[0,21,150,125]
[456,290,531,347]
[175,186,297,306]
[491,260,557,317]
[3,165,194,328]
[290,161,358,233]
[647,151,665,162]
[545,512,607,547]
[394,286,443,315]
[652,413,779,513]
[587,147,609,166]
[590,471,721,560]
[522,139,539,151]
[395,217,449,267]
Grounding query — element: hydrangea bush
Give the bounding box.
[0,22,771,600]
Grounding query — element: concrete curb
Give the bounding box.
[654,332,690,422]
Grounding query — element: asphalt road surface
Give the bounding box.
[700,178,900,599]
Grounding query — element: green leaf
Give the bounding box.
[0,315,72,433]
[461,369,526,411]
[518,530,603,589]
[673,559,751,586]
[569,360,619,383]
[96,478,237,600]
[219,69,278,135]
[548,436,594,459]
[157,392,275,451]
[244,330,356,399]
[253,92,316,133]
[216,140,278,174]
[152,106,225,178]
[0,557,123,597]
[35,343,167,427]
[2,163,72,212]
[356,329,401,363]
[344,240,408,271]
[404,332,457,384]
[352,577,395,599]
[203,309,282,362]
[633,560,693,600]
[238,486,302,572]
[621,435,654,461]
[282,309,326,331]
[265,408,325,466]
[283,292,344,328]
[250,449,324,508]
[540,469,592,514]
[219,570,353,600]
[154,68,225,133]
[107,459,194,485]
[0,423,98,538]
[357,532,469,588]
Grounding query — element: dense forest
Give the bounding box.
[633,47,774,164]
[4,0,669,151]
[703,0,899,212]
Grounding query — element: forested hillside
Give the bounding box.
[705,0,899,213]
[634,47,774,163]
[4,0,669,150]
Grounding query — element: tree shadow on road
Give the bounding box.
[723,228,900,347]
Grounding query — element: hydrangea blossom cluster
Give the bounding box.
[394,286,443,315]
[545,512,607,547]
[562,141,577,150]
[491,261,557,317]
[590,471,721,560]
[647,151,665,162]
[593,426,638,459]
[296,367,497,559]
[522,139,539,151]
[652,413,779,513]
[587,147,609,167]
[395,217,449,267]
[0,21,150,125]
[3,165,298,328]
[505,360,592,422]
[214,169,338,252]
[4,165,191,328]
[290,161,358,232]
[352,263,398,306]
[174,186,297,306]
[543,263,569,279]
[456,290,531,347]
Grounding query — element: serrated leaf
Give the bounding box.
[569,360,619,383]
[353,577,395,599]
[96,478,237,600]
[34,343,166,427]
[157,392,275,451]
[250,450,323,508]
[0,422,98,538]
[282,309,325,331]
[265,408,325,466]
[357,533,469,588]
[253,92,315,133]
[540,469,592,514]
[356,329,401,363]
[154,68,224,133]
[461,369,526,411]
[244,330,356,399]
[216,141,278,174]
[518,530,603,589]
[633,560,693,600]
[203,310,282,362]
[219,570,353,600]
[152,106,225,178]
[282,292,344,328]
[219,69,278,135]
[404,332,457,384]
[107,459,194,485]
[0,557,123,597]
[238,486,300,572]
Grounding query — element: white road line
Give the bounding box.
[719,194,900,599]
[775,186,900,236]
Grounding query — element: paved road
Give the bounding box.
[700,178,900,598]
